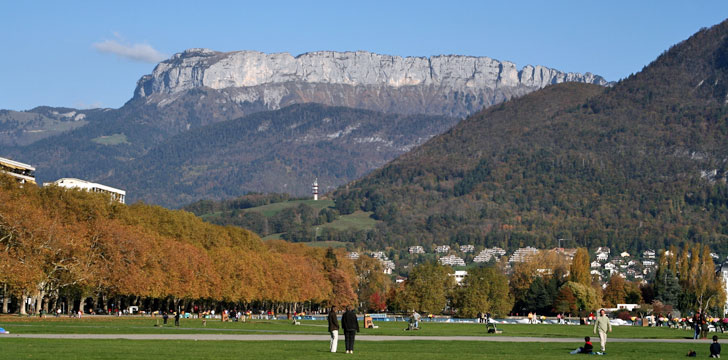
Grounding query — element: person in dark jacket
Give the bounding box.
[711,335,721,358]
[570,336,594,354]
[341,305,359,354]
[327,306,340,353]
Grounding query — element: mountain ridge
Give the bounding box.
[327,19,728,253]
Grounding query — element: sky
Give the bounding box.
[1,1,727,111]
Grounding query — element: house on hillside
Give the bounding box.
[381,260,395,274]
[459,245,475,253]
[435,245,450,253]
[596,251,609,262]
[46,178,126,204]
[409,246,425,254]
[509,247,539,263]
[347,252,360,260]
[439,254,466,266]
[642,250,656,259]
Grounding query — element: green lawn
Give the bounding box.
[0,339,710,359]
[0,317,701,339]
[319,210,378,231]
[244,199,334,217]
[91,133,130,146]
[304,240,349,248]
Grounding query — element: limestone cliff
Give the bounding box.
[134,49,609,117]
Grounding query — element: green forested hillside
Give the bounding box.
[184,194,378,243]
[331,20,728,254]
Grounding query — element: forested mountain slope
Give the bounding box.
[332,20,728,254]
[99,104,456,207]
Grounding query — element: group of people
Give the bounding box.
[327,305,360,354]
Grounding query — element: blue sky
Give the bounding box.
[1,1,727,111]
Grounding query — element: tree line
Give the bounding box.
[0,175,357,315]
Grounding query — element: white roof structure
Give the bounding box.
[0,156,36,184]
[47,178,126,203]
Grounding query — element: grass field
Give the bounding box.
[0,316,702,339]
[91,133,129,146]
[320,210,378,231]
[0,338,711,359]
[0,317,719,359]
[244,199,335,217]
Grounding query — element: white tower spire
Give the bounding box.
[312,178,319,201]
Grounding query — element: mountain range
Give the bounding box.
[0,51,606,205]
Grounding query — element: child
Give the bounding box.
[711,335,721,358]
[570,336,594,354]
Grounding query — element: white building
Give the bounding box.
[620,251,631,258]
[509,247,539,263]
[47,178,126,203]
[381,260,395,274]
[596,252,609,262]
[435,245,450,254]
[409,246,425,254]
[347,252,360,260]
[473,247,506,263]
[451,270,468,285]
[371,251,387,260]
[0,156,36,185]
[439,254,466,266]
[591,261,601,269]
[643,260,655,267]
[460,245,475,253]
[642,250,656,259]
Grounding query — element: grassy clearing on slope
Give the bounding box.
[91,133,129,145]
[319,210,378,231]
[0,338,707,360]
[244,199,334,217]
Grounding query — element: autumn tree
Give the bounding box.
[569,248,591,286]
[354,255,391,312]
[602,275,627,307]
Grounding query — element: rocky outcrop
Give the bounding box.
[134,49,610,117]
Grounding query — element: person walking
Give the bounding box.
[593,309,612,354]
[327,306,340,353]
[174,311,180,327]
[694,311,702,340]
[341,305,359,354]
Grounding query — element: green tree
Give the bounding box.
[455,267,512,317]
[403,262,455,314]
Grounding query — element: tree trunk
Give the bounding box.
[34,292,44,315]
[19,293,28,315]
[1,284,8,314]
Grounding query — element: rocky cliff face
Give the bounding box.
[134,49,609,117]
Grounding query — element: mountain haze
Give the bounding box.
[332,20,728,254]
[98,104,456,207]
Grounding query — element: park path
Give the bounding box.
[0,333,714,343]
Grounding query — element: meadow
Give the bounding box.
[0,315,703,339]
[0,338,706,360]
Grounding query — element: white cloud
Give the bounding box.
[93,36,167,63]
